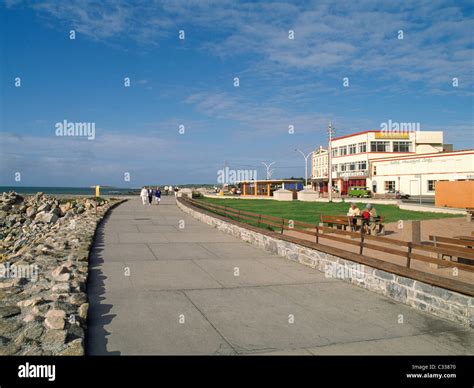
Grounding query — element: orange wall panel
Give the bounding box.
[435,181,474,208]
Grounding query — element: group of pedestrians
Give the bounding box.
[140,185,180,205]
[140,186,162,205]
[163,186,179,196]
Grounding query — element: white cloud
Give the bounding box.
[8,0,470,93]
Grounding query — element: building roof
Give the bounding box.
[332,130,379,141]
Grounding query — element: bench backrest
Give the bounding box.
[429,235,474,248]
[320,215,351,225]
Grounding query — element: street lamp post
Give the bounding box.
[261,162,275,180]
[295,149,313,188]
[327,122,335,201]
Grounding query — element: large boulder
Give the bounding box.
[35,212,58,224]
[44,309,66,330]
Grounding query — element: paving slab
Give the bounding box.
[91,243,157,262]
[192,258,302,287]
[87,290,235,355]
[126,260,224,291]
[197,242,277,260]
[118,232,170,243]
[148,242,218,260]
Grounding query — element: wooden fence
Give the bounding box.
[181,197,474,277]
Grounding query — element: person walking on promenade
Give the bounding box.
[140,186,148,205]
[174,186,179,197]
[155,187,161,205]
[169,185,173,195]
[164,186,169,196]
[147,187,154,205]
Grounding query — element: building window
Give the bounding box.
[339,146,347,156]
[371,141,389,152]
[358,142,367,153]
[349,163,356,171]
[332,148,338,157]
[348,144,357,154]
[427,180,436,192]
[385,181,396,191]
[360,161,367,170]
[393,141,412,152]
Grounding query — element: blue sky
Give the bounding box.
[1,0,473,187]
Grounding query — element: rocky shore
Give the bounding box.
[0,191,123,355]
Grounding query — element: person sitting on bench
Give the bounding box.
[347,203,360,231]
[361,204,378,234]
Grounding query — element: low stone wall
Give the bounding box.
[177,199,473,328]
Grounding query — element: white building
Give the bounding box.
[370,149,474,196]
[311,146,328,186]
[311,130,447,195]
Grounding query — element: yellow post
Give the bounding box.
[95,185,100,197]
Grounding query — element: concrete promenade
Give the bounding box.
[86,196,473,355]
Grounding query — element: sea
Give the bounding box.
[0,186,140,196]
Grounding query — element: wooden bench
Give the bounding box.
[429,235,474,265]
[430,235,474,249]
[320,215,385,235]
[320,215,351,230]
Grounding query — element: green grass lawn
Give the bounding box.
[197,197,459,225]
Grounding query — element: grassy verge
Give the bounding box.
[197,197,460,225]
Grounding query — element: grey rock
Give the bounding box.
[59,338,83,356]
[37,203,51,213]
[23,324,44,340]
[0,319,22,335]
[0,306,21,318]
[42,213,58,224]
[41,329,67,352]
